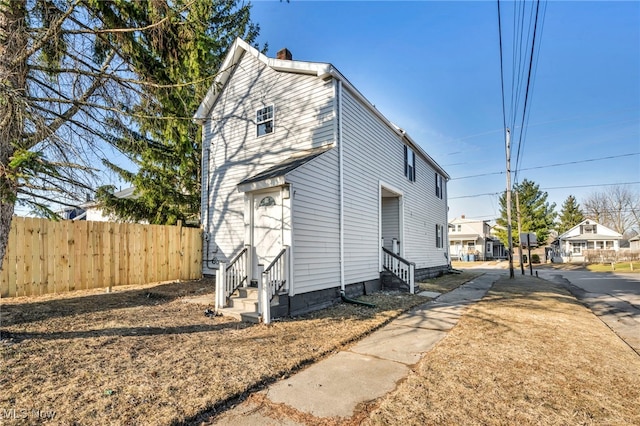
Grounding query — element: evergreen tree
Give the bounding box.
[0,0,258,269]
[557,195,584,235]
[93,0,260,225]
[495,179,557,247]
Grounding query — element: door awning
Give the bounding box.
[237,145,333,193]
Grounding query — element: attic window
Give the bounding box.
[257,105,274,137]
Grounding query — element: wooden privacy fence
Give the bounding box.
[1,217,202,298]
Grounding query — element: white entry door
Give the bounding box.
[253,190,283,267]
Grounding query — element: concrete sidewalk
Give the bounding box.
[212,272,501,425]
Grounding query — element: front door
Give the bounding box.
[253,190,283,267]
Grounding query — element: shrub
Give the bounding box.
[531,254,541,264]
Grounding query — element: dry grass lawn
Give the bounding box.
[418,271,482,293]
[365,274,640,425]
[0,273,472,425]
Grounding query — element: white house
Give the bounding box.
[82,187,139,222]
[194,38,449,321]
[448,216,506,261]
[551,219,622,263]
[55,187,138,222]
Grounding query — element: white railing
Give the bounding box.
[258,246,289,324]
[382,247,415,293]
[215,245,249,309]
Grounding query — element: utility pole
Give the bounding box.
[505,128,514,278]
[516,190,525,275]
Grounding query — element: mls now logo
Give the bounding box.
[1,408,28,419]
[1,408,56,420]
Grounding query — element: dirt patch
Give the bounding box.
[364,275,640,425]
[0,275,458,425]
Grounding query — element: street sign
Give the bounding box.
[520,233,538,248]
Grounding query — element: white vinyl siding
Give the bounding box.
[287,149,340,294]
[381,197,400,251]
[201,49,448,288]
[341,87,448,283]
[201,53,335,273]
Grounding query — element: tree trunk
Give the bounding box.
[0,1,27,268]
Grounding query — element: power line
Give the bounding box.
[542,181,640,191]
[450,152,640,180]
[450,191,501,200]
[497,0,507,132]
[449,181,640,200]
[514,0,544,183]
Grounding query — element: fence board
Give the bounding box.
[0,218,202,298]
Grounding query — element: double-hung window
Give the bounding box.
[256,105,274,137]
[435,173,443,199]
[404,145,415,182]
[435,224,444,248]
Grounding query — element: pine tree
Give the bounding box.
[94,0,260,225]
[557,195,584,235]
[495,179,557,247]
[0,0,258,270]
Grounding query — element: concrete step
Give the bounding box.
[220,286,287,323]
[218,305,261,324]
[229,297,259,311]
[237,286,259,299]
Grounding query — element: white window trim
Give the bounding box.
[256,104,274,137]
[404,145,416,182]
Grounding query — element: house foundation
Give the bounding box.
[273,279,382,318]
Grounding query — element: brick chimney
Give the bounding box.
[461,214,465,219]
[277,48,292,60]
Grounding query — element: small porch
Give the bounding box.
[449,236,481,261]
[215,244,290,324]
[551,236,620,263]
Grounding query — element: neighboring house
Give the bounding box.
[81,187,139,222]
[194,38,450,322]
[629,235,640,250]
[551,219,622,263]
[448,216,506,261]
[57,206,87,220]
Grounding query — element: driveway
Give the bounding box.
[538,268,640,354]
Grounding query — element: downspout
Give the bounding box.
[445,177,451,271]
[337,79,345,293]
[337,77,375,309]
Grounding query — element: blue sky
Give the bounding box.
[250,0,640,222]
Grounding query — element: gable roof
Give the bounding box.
[449,216,490,225]
[194,38,449,180]
[237,145,334,193]
[558,219,622,239]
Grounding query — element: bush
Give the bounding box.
[531,254,541,264]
